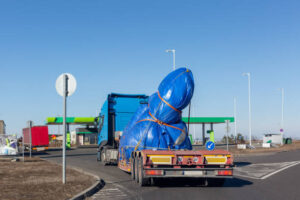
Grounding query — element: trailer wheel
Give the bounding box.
[138,156,149,186]
[134,157,139,183]
[150,178,155,186]
[131,156,135,180]
[99,150,107,166]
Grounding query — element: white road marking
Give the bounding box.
[91,185,129,200]
[234,161,300,180]
[260,161,300,179]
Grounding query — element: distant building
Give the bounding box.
[263,133,283,145]
[0,120,6,135]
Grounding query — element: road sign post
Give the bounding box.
[56,73,76,184]
[22,131,24,162]
[62,74,67,184]
[27,120,33,158]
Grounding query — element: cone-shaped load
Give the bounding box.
[119,68,195,162]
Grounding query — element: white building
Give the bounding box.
[263,133,283,145]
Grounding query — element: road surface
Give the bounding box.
[40,148,300,200]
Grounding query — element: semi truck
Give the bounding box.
[22,126,49,151]
[97,93,234,186]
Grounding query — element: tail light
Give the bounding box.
[145,170,164,176]
[218,170,233,176]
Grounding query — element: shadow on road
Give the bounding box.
[39,153,97,159]
[152,177,252,188]
[234,161,252,167]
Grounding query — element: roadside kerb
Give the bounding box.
[40,158,105,200]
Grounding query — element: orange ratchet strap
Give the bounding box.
[136,111,186,133]
[157,91,181,113]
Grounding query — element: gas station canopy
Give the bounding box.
[182,117,235,124]
[47,117,234,125]
[46,117,96,125]
[182,117,235,145]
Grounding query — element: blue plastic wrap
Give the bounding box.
[119,68,194,162]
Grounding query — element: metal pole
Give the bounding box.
[202,123,205,146]
[281,88,284,145]
[166,49,176,71]
[234,97,237,144]
[225,120,229,151]
[191,102,196,142]
[248,74,252,147]
[187,103,191,133]
[243,73,252,147]
[22,132,24,162]
[62,74,68,184]
[281,88,284,133]
[172,50,176,70]
[29,121,32,158]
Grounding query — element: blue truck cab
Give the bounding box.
[97,93,148,164]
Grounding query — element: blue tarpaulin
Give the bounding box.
[119,68,194,162]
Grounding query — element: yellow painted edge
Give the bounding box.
[147,155,175,157]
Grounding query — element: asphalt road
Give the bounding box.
[40,148,300,200]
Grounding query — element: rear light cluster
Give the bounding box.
[217,170,233,176]
[145,170,164,176]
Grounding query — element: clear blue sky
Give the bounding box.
[1,0,300,139]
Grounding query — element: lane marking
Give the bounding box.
[234,161,300,180]
[91,185,129,200]
[260,161,300,179]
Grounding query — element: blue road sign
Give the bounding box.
[206,141,215,151]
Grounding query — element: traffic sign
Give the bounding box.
[56,73,77,97]
[206,141,215,151]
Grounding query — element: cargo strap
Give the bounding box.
[157,91,182,113]
[134,111,186,151]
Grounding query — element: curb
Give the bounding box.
[40,158,105,200]
[68,167,105,200]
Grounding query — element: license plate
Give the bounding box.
[184,171,204,176]
[36,147,45,151]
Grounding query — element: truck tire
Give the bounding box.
[97,150,101,161]
[138,156,149,186]
[100,150,107,166]
[131,156,135,180]
[135,157,139,183]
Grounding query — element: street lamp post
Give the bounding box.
[280,88,284,135]
[166,49,176,70]
[243,73,252,147]
[234,97,237,144]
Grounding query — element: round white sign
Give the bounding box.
[55,73,77,97]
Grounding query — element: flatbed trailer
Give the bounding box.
[118,149,234,186]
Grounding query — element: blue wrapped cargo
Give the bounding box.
[119,67,194,163]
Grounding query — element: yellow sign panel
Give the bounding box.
[205,156,227,164]
[149,156,172,165]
